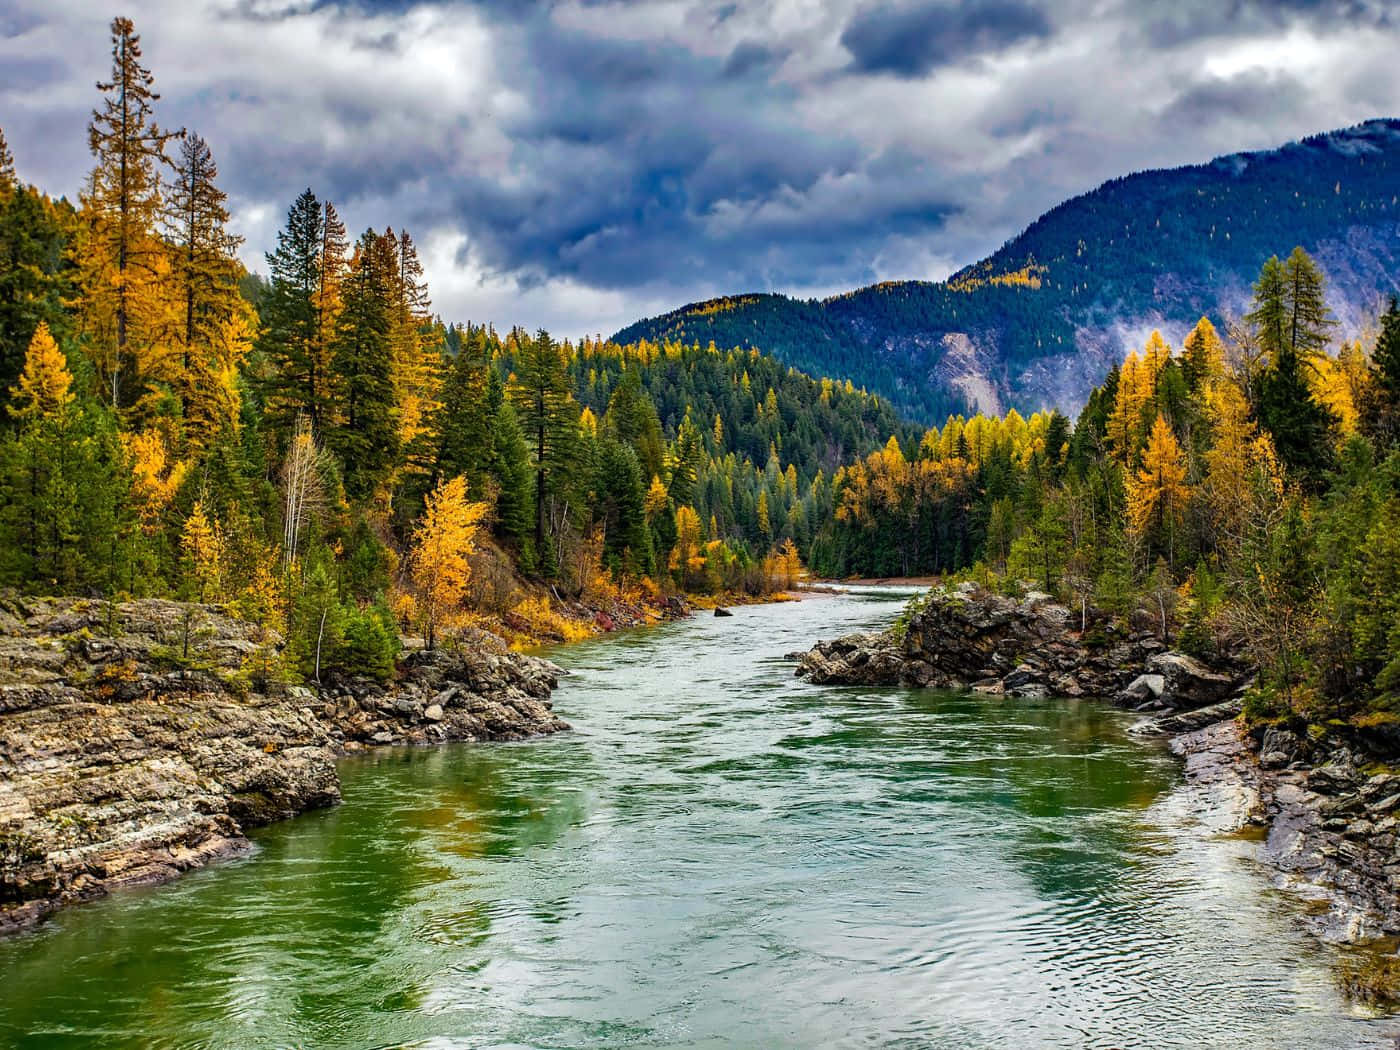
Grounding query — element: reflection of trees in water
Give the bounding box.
[822,689,1177,904]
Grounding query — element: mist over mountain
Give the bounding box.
[615,119,1400,422]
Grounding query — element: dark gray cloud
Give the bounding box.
[840,0,1053,76]
[1160,70,1310,133]
[0,0,1396,336]
[1127,0,1394,48]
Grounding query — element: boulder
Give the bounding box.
[714,607,733,618]
[1307,763,1364,795]
[1147,651,1239,709]
[795,633,903,686]
[1116,673,1166,706]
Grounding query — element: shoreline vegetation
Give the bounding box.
[0,16,823,677]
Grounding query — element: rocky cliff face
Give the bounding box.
[0,597,565,936]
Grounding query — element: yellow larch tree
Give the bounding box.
[1201,379,1284,554]
[126,430,187,535]
[1108,350,1155,463]
[1141,330,1171,378]
[643,475,670,520]
[409,474,487,649]
[670,504,704,590]
[1127,414,1190,561]
[390,230,443,472]
[78,16,182,419]
[167,131,249,451]
[181,499,227,602]
[1310,342,1369,436]
[9,323,75,421]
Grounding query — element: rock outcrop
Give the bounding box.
[795,584,1247,708]
[0,597,565,936]
[1171,721,1400,943]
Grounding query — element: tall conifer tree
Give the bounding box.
[257,189,325,436]
[328,229,400,500]
[167,132,247,448]
[79,16,180,414]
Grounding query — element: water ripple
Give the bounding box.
[0,591,1394,1048]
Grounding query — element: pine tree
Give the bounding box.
[434,325,494,492]
[78,16,181,415]
[0,332,139,592]
[668,411,704,507]
[1246,256,1289,362]
[1256,343,1337,486]
[167,132,247,450]
[328,229,400,500]
[1181,317,1224,392]
[257,190,326,435]
[603,366,665,480]
[1247,248,1334,364]
[1362,296,1400,447]
[486,370,533,545]
[594,436,652,575]
[0,183,77,398]
[1283,246,1334,361]
[509,328,579,569]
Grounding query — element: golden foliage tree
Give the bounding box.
[1202,379,1284,555]
[1127,414,1190,561]
[410,474,486,649]
[1107,351,1150,463]
[670,504,704,590]
[78,16,181,416]
[181,498,227,601]
[1182,317,1224,388]
[9,323,74,421]
[126,430,186,535]
[643,474,670,519]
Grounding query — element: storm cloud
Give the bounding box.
[0,0,1396,336]
[840,1,1054,77]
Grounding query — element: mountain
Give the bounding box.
[613,119,1400,422]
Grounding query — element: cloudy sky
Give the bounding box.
[2,0,1396,336]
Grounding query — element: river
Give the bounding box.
[0,588,1392,1048]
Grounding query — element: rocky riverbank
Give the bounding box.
[796,584,1400,956]
[795,582,1249,706]
[0,597,566,937]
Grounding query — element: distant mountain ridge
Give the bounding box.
[613,119,1400,422]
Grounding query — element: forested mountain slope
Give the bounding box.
[614,120,1400,421]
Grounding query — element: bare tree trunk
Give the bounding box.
[314,608,327,684]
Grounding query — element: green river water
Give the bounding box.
[0,588,1393,1048]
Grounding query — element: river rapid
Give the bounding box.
[0,588,1392,1048]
